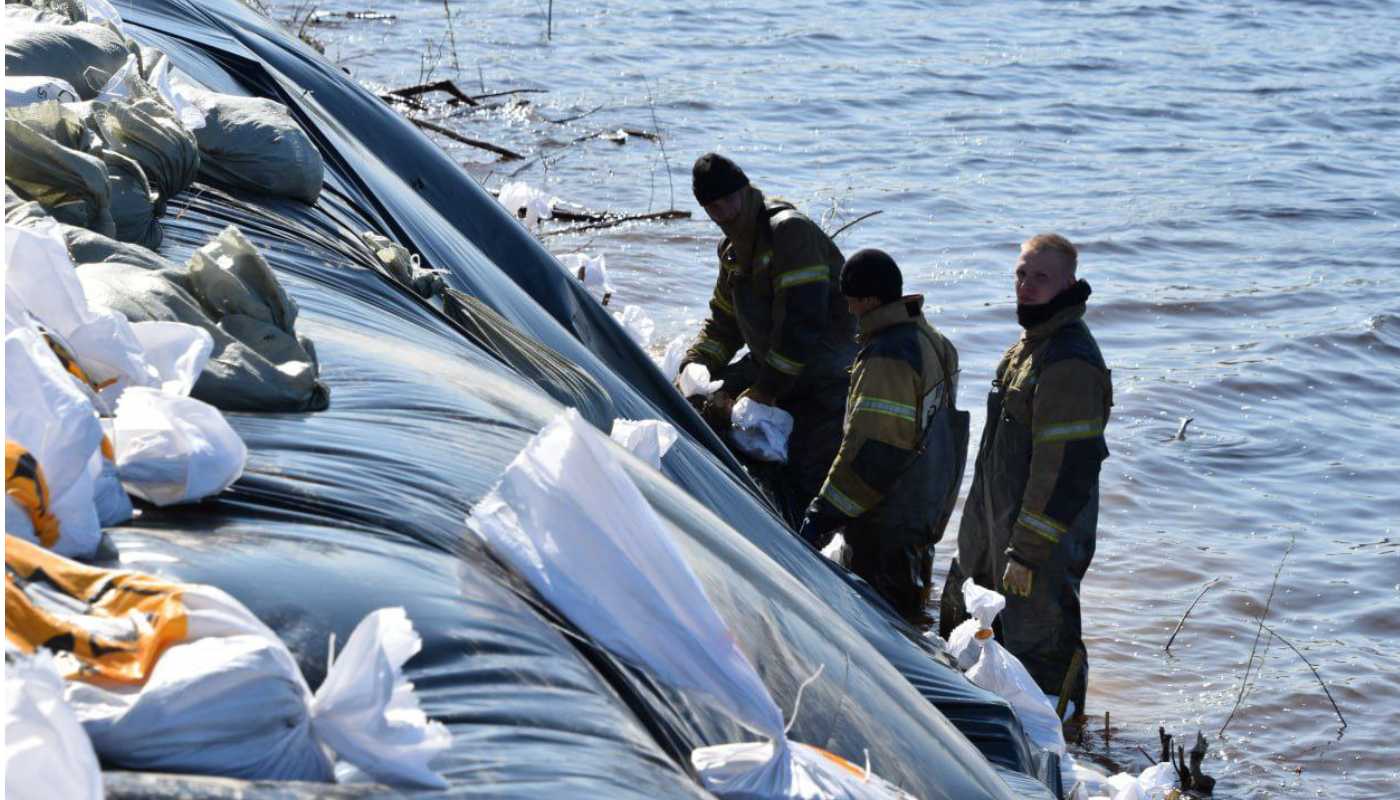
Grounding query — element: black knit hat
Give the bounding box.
[841,248,902,303]
[692,153,749,205]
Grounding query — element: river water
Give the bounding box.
[274,1,1397,796]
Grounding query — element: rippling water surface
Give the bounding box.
[275,1,1398,795]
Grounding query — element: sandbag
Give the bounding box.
[76,261,331,412]
[4,538,451,787]
[188,225,299,332]
[5,75,79,107]
[610,418,679,469]
[361,231,444,300]
[4,647,103,800]
[60,221,176,270]
[101,147,161,248]
[110,387,247,506]
[4,22,129,99]
[189,89,324,202]
[613,303,656,348]
[4,115,115,237]
[91,95,200,208]
[731,396,794,463]
[86,440,133,527]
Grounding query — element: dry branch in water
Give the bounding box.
[830,209,884,239]
[387,79,478,106]
[1219,535,1295,736]
[541,210,691,237]
[1259,622,1348,732]
[410,118,524,161]
[1164,577,1223,653]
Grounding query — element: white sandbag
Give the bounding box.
[610,418,679,469]
[677,362,723,398]
[110,387,247,506]
[5,220,159,406]
[468,409,785,739]
[821,532,847,563]
[613,303,655,348]
[189,90,324,202]
[730,396,794,463]
[6,497,39,542]
[4,649,103,800]
[63,586,450,787]
[559,251,612,303]
[130,321,214,396]
[496,181,554,227]
[469,409,912,799]
[5,75,79,107]
[658,333,689,381]
[4,326,104,558]
[692,740,915,800]
[946,580,1066,757]
[310,608,452,789]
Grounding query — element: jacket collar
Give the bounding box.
[1018,280,1090,341]
[858,294,923,344]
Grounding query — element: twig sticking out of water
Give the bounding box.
[641,77,675,214]
[1174,417,1194,440]
[1219,535,1295,736]
[1259,622,1348,732]
[1164,577,1223,653]
[442,0,460,72]
[830,209,884,239]
[410,117,524,161]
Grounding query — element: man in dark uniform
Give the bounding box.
[677,153,857,526]
[796,249,968,626]
[941,233,1112,717]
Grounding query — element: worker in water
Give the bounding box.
[941,233,1112,719]
[796,249,966,627]
[677,153,856,527]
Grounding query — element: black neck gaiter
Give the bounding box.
[1017,279,1092,329]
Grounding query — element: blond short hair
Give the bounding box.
[1022,233,1078,275]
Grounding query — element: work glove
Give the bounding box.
[797,496,845,551]
[701,389,736,431]
[1001,552,1035,598]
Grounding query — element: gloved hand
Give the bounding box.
[701,389,736,430]
[672,361,695,397]
[1001,556,1034,598]
[797,496,845,550]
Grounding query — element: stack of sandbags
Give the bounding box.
[184,82,325,203]
[3,21,129,98]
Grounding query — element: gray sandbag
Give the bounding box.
[101,147,160,248]
[76,261,330,412]
[4,185,52,226]
[189,90,324,203]
[4,22,128,99]
[187,225,300,333]
[4,115,116,236]
[361,231,445,299]
[90,98,200,208]
[2,3,80,26]
[58,222,180,273]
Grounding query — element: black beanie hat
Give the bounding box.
[841,248,903,304]
[692,153,749,205]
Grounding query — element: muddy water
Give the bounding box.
[275,0,1397,795]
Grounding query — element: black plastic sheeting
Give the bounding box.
[84,1,1059,797]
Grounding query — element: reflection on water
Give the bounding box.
[267,1,1398,795]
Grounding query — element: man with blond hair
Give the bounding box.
[942,233,1112,719]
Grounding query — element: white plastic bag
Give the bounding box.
[496,181,555,228]
[558,252,612,304]
[5,220,159,406]
[147,56,206,131]
[4,326,104,558]
[469,410,912,799]
[610,418,679,469]
[95,53,140,104]
[730,396,794,463]
[130,321,214,396]
[83,0,125,31]
[111,387,247,506]
[657,334,689,381]
[946,580,1066,757]
[677,362,724,398]
[5,648,103,800]
[310,608,452,789]
[613,304,655,348]
[5,75,79,107]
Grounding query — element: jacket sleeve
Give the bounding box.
[752,217,834,398]
[1008,358,1110,564]
[683,245,743,373]
[815,349,922,524]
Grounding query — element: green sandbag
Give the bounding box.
[101,148,161,249]
[189,90,324,203]
[4,115,116,237]
[90,98,200,209]
[4,22,128,99]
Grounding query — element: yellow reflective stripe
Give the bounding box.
[713,292,735,316]
[1017,509,1067,543]
[776,264,829,290]
[765,349,804,375]
[1035,418,1105,444]
[695,339,728,359]
[852,396,917,423]
[821,483,865,517]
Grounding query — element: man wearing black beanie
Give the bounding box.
[678,153,856,527]
[941,233,1112,719]
[798,249,967,626]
